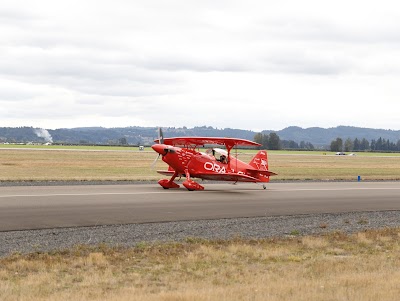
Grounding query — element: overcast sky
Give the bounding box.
[1,0,400,131]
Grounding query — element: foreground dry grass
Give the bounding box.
[1,228,400,301]
[1,148,400,181]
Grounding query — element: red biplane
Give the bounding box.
[151,129,277,191]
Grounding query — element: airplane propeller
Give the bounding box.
[151,127,164,169]
[151,153,161,169]
[158,127,164,144]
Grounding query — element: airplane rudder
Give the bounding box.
[249,150,269,170]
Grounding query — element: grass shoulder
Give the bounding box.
[1,228,399,301]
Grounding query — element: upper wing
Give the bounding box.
[154,137,261,148]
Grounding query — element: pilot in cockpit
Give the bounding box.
[219,154,227,164]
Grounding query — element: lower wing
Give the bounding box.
[192,172,260,182]
[156,170,178,176]
[156,170,262,183]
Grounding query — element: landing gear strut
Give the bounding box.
[158,171,180,189]
[182,169,204,191]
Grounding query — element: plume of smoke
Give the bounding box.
[33,128,53,143]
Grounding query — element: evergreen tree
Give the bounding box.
[330,137,343,152]
[254,133,263,146]
[360,138,369,150]
[353,138,360,151]
[262,134,269,149]
[118,137,128,145]
[344,138,353,152]
[305,142,315,150]
[289,140,299,149]
[370,139,376,151]
[268,133,281,150]
[376,137,383,150]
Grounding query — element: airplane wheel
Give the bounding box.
[262,184,267,190]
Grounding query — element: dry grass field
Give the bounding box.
[0,149,156,181]
[1,147,400,181]
[1,228,400,301]
[259,152,400,181]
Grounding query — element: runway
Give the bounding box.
[0,182,400,232]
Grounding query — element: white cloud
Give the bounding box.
[1,0,400,130]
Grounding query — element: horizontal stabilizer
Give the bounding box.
[246,169,278,177]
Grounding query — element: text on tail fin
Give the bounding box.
[249,150,269,171]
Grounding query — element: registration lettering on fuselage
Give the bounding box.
[204,162,226,173]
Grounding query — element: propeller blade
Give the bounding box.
[158,127,164,144]
[151,128,164,169]
[151,153,160,169]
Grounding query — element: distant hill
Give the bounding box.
[0,126,256,145]
[1,125,400,148]
[266,126,400,147]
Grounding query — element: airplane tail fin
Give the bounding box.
[248,150,276,183]
[249,150,269,171]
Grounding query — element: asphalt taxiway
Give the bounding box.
[0,182,399,232]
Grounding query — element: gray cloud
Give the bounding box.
[1,0,400,130]
[0,85,37,101]
[0,8,37,23]
[255,17,400,45]
[261,51,351,75]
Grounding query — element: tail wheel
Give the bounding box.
[262,184,267,190]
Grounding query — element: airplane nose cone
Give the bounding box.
[152,144,165,155]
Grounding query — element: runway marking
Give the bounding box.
[0,191,187,198]
[1,187,400,198]
[270,187,400,192]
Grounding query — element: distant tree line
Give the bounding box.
[330,137,400,152]
[254,133,314,150]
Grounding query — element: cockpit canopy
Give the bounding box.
[205,148,228,164]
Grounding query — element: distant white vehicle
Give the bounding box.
[335,152,346,155]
